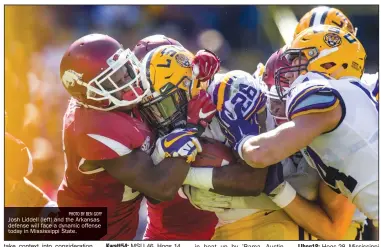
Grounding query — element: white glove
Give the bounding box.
[182,185,279,212]
[181,185,231,213]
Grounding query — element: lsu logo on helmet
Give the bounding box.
[323,33,342,47]
[175,53,192,68]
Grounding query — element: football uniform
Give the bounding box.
[286,72,378,224]
[267,101,365,240]
[361,72,379,101]
[57,98,154,240]
[144,195,218,240]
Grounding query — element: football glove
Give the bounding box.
[181,185,231,213]
[217,100,260,147]
[151,128,202,165]
[186,89,216,136]
[192,49,221,82]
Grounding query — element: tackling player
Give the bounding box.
[262,48,367,239]
[233,26,378,233]
[57,33,217,240]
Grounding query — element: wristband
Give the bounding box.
[270,181,297,208]
[236,135,255,160]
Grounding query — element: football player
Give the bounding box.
[263,48,367,240]
[232,26,378,233]
[57,33,217,240]
[131,34,220,240]
[294,6,378,102]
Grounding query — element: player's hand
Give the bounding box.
[151,128,202,165]
[186,89,216,136]
[181,185,231,213]
[263,162,286,197]
[192,49,220,82]
[217,101,260,147]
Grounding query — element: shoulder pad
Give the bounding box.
[68,109,153,160]
[286,74,339,120]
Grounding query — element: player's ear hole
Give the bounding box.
[321,62,336,69]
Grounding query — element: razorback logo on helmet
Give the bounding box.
[112,54,119,61]
[106,48,124,67]
[175,53,191,68]
[324,33,342,47]
[62,70,84,88]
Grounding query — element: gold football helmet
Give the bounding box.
[294,6,356,39]
[139,45,201,135]
[276,25,366,99]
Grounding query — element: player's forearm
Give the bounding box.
[102,150,189,202]
[211,164,267,196]
[241,111,341,168]
[183,164,267,196]
[143,157,190,201]
[283,195,352,240]
[241,122,302,168]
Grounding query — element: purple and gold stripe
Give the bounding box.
[288,85,339,120]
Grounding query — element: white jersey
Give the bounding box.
[361,72,379,100]
[267,108,366,223]
[286,72,378,222]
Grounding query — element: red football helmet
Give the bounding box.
[60,33,150,111]
[262,46,290,89]
[132,34,183,61]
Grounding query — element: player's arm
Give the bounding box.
[211,163,267,196]
[183,161,268,196]
[239,90,342,168]
[97,150,190,202]
[282,180,355,240]
[184,110,269,196]
[79,125,201,202]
